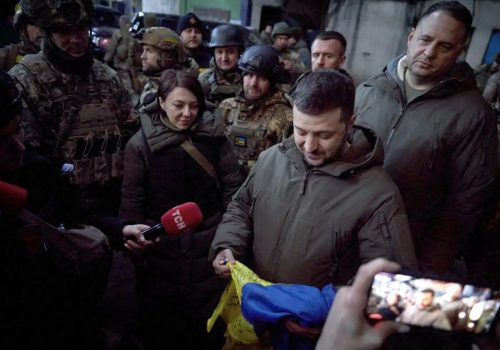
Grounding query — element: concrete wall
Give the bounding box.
[327,0,417,83]
[326,0,500,84]
[250,0,283,30]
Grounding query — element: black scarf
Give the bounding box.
[42,36,94,76]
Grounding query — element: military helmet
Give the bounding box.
[238,45,288,83]
[20,0,94,30]
[271,21,291,39]
[13,3,27,31]
[209,24,244,50]
[0,70,22,128]
[139,26,181,51]
[139,27,185,71]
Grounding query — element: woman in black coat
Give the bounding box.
[120,69,244,350]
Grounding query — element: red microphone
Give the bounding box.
[142,202,203,240]
[0,180,28,211]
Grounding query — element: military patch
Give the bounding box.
[234,135,247,147]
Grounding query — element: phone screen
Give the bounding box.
[366,272,500,334]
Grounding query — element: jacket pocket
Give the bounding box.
[377,212,393,260]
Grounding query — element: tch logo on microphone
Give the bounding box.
[142,202,203,241]
[160,202,203,236]
[172,208,187,231]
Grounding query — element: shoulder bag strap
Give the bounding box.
[180,138,220,188]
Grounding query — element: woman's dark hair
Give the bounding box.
[290,69,354,123]
[157,69,206,112]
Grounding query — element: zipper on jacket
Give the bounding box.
[329,226,339,280]
[384,98,419,156]
[271,169,314,281]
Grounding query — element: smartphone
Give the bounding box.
[365,271,500,334]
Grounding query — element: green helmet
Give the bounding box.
[13,4,32,32]
[139,27,185,70]
[271,21,291,39]
[138,27,181,51]
[20,0,94,30]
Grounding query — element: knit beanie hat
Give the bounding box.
[177,12,204,34]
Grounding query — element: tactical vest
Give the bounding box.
[224,101,272,167]
[19,55,125,188]
[206,69,242,105]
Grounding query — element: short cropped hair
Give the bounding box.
[418,1,472,39]
[290,69,354,123]
[314,31,347,53]
[420,288,435,297]
[157,69,206,112]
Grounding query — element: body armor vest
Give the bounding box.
[206,69,242,105]
[19,55,125,188]
[226,108,271,165]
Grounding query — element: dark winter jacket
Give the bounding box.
[119,106,244,349]
[211,125,417,287]
[355,55,497,274]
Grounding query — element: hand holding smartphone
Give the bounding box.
[366,271,500,335]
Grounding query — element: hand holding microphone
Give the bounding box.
[123,202,203,252]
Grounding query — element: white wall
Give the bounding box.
[142,0,181,14]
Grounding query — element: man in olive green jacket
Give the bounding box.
[355,2,497,276]
[212,69,417,289]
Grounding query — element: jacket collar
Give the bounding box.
[364,54,477,101]
[140,108,224,153]
[280,124,384,177]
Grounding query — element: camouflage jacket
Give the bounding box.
[219,89,293,167]
[104,30,134,71]
[0,40,39,71]
[137,58,200,111]
[138,76,160,112]
[281,50,306,76]
[198,66,242,105]
[483,71,500,111]
[9,52,133,188]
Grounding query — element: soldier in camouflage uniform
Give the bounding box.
[199,24,244,105]
[0,5,42,71]
[219,44,292,171]
[272,21,306,88]
[9,0,134,219]
[138,26,198,112]
[104,15,143,106]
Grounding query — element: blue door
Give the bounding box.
[483,29,500,64]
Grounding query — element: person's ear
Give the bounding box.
[159,97,167,111]
[339,55,346,66]
[348,114,356,129]
[407,27,416,46]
